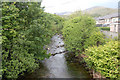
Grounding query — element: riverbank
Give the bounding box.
[77,54,106,79]
[65,51,107,79]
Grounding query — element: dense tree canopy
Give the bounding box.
[2,2,64,78]
[62,15,105,56]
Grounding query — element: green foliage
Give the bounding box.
[83,41,119,79]
[85,31,105,47]
[62,15,105,56]
[98,27,110,31]
[2,2,64,78]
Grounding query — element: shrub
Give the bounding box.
[83,41,119,79]
[98,27,110,31]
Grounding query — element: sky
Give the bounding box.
[41,0,119,14]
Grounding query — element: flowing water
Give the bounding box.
[22,34,91,79]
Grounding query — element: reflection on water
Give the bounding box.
[44,53,70,78]
[23,34,91,79]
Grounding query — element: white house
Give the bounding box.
[95,13,120,32]
[110,13,120,32]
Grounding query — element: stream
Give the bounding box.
[22,34,91,79]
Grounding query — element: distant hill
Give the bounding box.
[69,6,118,18]
[56,12,72,15]
[83,6,118,17]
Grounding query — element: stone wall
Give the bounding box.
[101,30,118,39]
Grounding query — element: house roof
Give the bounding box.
[94,13,120,20]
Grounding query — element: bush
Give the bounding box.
[98,27,110,31]
[62,15,105,56]
[83,41,119,79]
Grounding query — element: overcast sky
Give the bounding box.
[41,0,119,14]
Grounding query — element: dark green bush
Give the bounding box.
[98,27,110,31]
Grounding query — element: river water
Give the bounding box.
[22,34,91,79]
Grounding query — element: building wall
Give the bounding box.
[118,24,120,33]
[111,17,118,23]
[110,23,119,32]
[104,18,111,24]
[96,16,119,30]
[101,30,118,39]
[97,19,105,24]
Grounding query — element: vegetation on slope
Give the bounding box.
[70,6,117,18]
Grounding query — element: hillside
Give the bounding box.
[69,6,118,18]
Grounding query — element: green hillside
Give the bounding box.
[69,6,118,18]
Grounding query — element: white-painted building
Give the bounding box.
[110,23,119,32]
[95,13,120,32]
